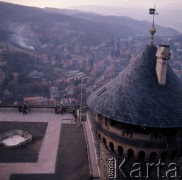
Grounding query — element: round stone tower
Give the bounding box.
[87,44,182,179]
[87,8,182,177]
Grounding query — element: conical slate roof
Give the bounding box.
[87,45,182,128]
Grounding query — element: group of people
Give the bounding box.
[72,109,77,120]
[55,104,78,121]
[18,103,78,118]
[18,103,29,115]
[55,104,65,114]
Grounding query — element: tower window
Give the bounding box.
[149,152,157,161]
[117,146,123,155]
[127,149,134,159]
[98,133,101,140]
[102,137,107,146]
[138,151,145,160]
[105,118,108,127]
[110,120,116,126]
[98,114,102,121]
[109,142,114,152]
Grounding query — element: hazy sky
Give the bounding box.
[1,0,182,32]
[1,0,182,9]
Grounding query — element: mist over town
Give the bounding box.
[0,1,182,180]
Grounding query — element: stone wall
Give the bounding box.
[99,141,182,179]
[99,143,118,180]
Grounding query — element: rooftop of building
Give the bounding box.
[0,108,98,179]
[87,45,182,128]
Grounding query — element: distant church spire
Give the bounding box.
[149,5,158,45]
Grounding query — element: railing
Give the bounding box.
[0,104,80,111]
[0,104,78,108]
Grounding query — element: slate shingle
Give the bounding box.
[87,45,182,128]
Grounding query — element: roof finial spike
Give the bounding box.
[149,5,158,45]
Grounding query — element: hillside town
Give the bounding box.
[0,33,182,106]
[0,2,182,180]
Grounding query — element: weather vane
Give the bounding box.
[149,5,159,45]
[149,5,159,26]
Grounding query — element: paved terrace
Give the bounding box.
[0,107,99,180]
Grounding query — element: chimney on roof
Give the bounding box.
[155,45,171,85]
